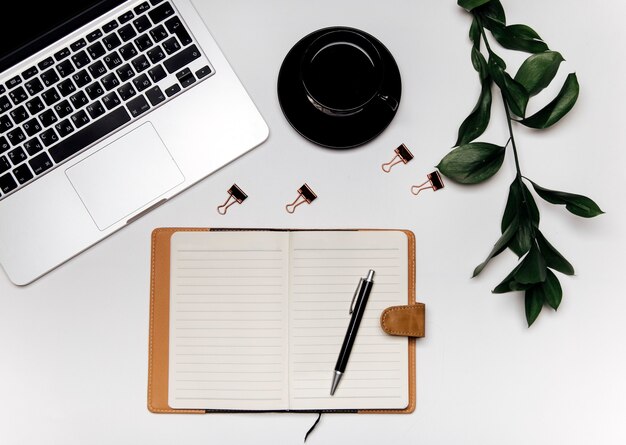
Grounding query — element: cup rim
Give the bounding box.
[300,29,385,115]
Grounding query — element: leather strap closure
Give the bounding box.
[380,303,425,338]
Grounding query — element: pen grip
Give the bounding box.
[334,279,373,373]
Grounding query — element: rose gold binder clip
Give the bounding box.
[381,144,414,172]
[217,184,248,215]
[411,171,445,196]
[286,183,317,214]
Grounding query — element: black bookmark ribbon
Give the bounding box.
[304,412,322,442]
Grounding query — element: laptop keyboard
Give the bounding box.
[0,0,213,200]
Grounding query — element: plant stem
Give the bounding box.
[501,91,523,179]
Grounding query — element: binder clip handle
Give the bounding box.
[217,184,247,215]
[286,183,317,214]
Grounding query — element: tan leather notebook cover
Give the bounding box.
[147,228,418,414]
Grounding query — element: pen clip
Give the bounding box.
[349,278,365,315]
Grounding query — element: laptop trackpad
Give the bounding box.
[66,123,184,231]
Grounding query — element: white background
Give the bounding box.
[1,0,625,444]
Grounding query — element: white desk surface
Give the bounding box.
[1,1,625,444]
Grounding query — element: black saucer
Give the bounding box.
[277,27,402,149]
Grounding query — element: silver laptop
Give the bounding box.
[0,0,269,285]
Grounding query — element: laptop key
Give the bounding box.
[196,65,212,79]
[103,51,123,69]
[55,119,74,138]
[118,82,136,101]
[57,79,76,97]
[21,66,39,80]
[0,115,13,132]
[118,24,137,42]
[38,57,55,70]
[54,47,71,61]
[29,152,53,175]
[24,138,43,156]
[25,78,44,96]
[164,84,180,97]
[150,0,165,5]
[102,92,121,110]
[163,44,200,73]
[86,81,105,100]
[9,87,28,105]
[116,64,135,82]
[145,85,165,106]
[54,100,73,118]
[22,118,41,137]
[149,2,175,24]
[119,43,138,61]
[72,70,92,88]
[41,88,60,106]
[0,96,11,112]
[176,68,195,88]
[134,1,151,14]
[87,29,103,42]
[147,47,166,64]
[0,172,17,194]
[150,25,168,43]
[0,136,9,153]
[8,147,27,165]
[7,128,26,146]
[165,17,192,46]
[148,64,166,83]
[26,97,45,114]
[56,59,75,77]
[41,68,60,87]
[0,156,10,174]
[135,33,153,51]
[133,74,151,92]
[103,20,119,34]
[49,106,131,163]
[72,50,91,69]
[119,11,134,24]
[103,34,122,51]
[162,37,180,55]
[70,91,89,109]
[87,41,106,60]
[86,101,106,119]
[101,73,120,91]
[10,106,28,125]
[6,76,22,89]
[38,110,58,127]
[70,38,87,52]
[71,110,90,128]
[131,55,150,73]
[88,61,107,78]
[40,128,59,147]
[127,95,150,117]
[13,163,33,184]
[134,16,152,33]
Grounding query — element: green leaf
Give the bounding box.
[501,180,540,256]
[437,143,505,184]
[536,231,575,275]
[458,0,492,11]
[455,75,492,146]
[488,59,529,117]
[515,51,565,97]
[514,241,547,284]
[470,46,489,80]
[493,262,534,294]
[475,0,506,28]
[521,73,580,129]
[492,24,549,54]
[473,215,519,277]
[529,179,604,218]
[525,286,545,326]
[542,269,563,310]
[470,18,481,48]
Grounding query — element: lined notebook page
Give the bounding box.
[168,231,290,410]
[288,231,409,410]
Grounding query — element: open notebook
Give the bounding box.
[148,228,418,414]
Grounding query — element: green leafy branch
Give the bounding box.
[437,0,604,326]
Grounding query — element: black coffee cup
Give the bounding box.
[300,29,398,116]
